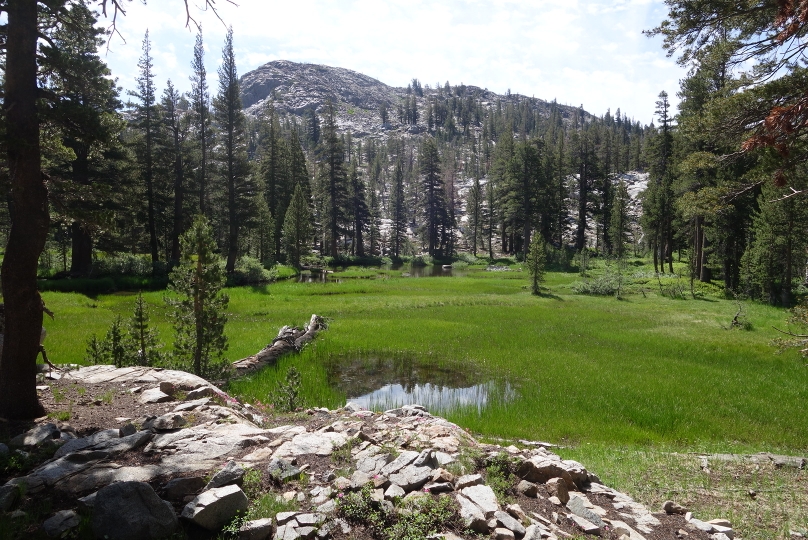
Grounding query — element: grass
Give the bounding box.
[26,257,808,538]
[39,260,807,450]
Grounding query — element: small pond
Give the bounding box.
[296,264,463,282]
[325,355,515,414]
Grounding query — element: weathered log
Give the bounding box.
[231,314,326,374]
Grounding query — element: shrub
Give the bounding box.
[230,256,276,285]
[269,366,305,412]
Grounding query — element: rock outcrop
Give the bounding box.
[1,366,735,540]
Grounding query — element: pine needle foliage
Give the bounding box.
[525,234,547,295]
[166,215,229,379]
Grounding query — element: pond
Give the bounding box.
[297,264,462,282]
[324,355,515,415]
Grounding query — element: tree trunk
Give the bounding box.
[70,223,93,277]
[171,132,183,263]
[231,315,325,374]
[0,0,47,420]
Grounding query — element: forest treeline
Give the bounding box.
[6,3,806,306]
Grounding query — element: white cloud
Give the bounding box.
[98,0,684,123]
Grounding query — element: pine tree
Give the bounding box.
[320,100,348,255]
[128,292,163,366]
[420,137,445,256]
[525,234,547,295]
[130,30,160,264]
[390,156,407,258]
[166,215,229,378]
[466,176,483,256]
[609,179,631,259]
[348,159,369,256]
[283,183,312,268]
[160,80,189,263]
[213,27,253,274]
[190,29,211,216]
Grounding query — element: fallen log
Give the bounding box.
[231,314,326,375]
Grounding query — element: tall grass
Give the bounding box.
[39,266,807,452]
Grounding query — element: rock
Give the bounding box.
[505,503,526,522]
[268,458,302,482]
[54,428,120,458]
[42,510,80,537]
[140,388,172,404]
[567,494,605,528]
[273,432,349,458]
[455,494,489,533]
[545,477,569,504]
[0,443,9,456]
[711,535,731,540]
[0,484,19,512]
[455,473,483,490]
[708,519,732,527]
[516,480,538,497]
[413,448,435,467]
[494,510,525,537]
[460,484,499,518]
[431,468,454,484]
[164,476,206,499]
[186,386,216,400]
[350,470,372,489]
[523,524,540,540]
[92,481,179,540]
[174,398,211,412]
[712,525,735,539]
[389,464,433,492]
[688,519,715,533]
[238,517,273,540]
[317,499,336,514]
[77,491,97,513]
[333,477,351,491]
[569,514,601,535]
[609,520,647,540]
[152,413,187,431]
[297,526,317,538]
[494,528,516,540]
[517,455,587,489]
[181,484,249,530]
[379,450,419,476]
[9,423,59,447]
[423,481,453,493]
[206,460,245,490]
[548,496,562,506]
[663,499,688,514]
[385,484,405,500]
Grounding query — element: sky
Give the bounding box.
[99,0,687,125]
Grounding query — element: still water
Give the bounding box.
[325,355,515,415]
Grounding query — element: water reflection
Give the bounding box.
[391,264,461,278]
[349,381,514,414]
[297,270,342,283]
[326,355,514,414]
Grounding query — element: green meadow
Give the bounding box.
[37,260,808,538]
[40,260,807,453]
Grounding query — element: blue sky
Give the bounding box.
[100,0,686,124]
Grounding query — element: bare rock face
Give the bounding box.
[181,485,249,531]
[91,481,179,540]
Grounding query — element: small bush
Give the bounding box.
[411,254,433,267]
[269,367,305,412]
[229,256,277,285]
[571,274,622,296]
[94,253,153,277]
